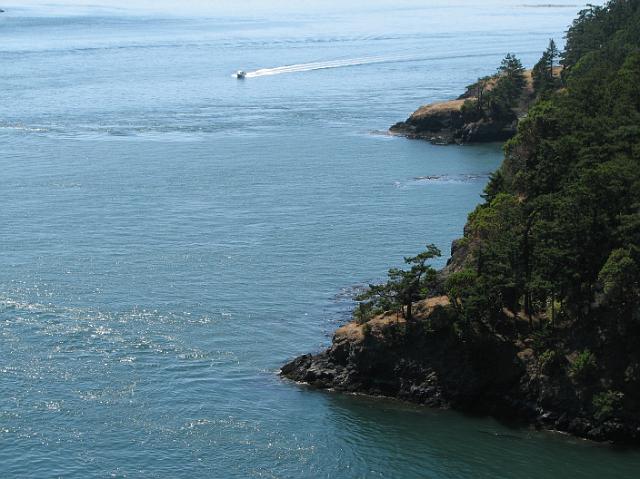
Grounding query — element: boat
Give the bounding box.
[235,70,246,79]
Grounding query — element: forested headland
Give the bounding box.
[283,0,640,443]
[389,45,561,143]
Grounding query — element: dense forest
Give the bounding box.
[352,0,640,435]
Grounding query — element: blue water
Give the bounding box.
[2,1,640,477]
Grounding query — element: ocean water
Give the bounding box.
[2,1,640,477]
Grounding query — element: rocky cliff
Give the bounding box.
[389,99,518,144]
[282,296,640,443]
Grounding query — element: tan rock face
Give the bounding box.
[334,321,365,343]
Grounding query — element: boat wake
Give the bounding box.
[239,50,541,78]
[243,53,417,78]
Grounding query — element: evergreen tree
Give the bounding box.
[446,0,640,330]
[485,53,526,119]
[533,39,560,96]
[356,245,440,321]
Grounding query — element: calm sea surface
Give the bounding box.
[2,1,639,477]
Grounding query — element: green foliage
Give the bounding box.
[569,350,597,382]
[538,349,558,373]
[353,0,640,432]
[563,1,640,72]
[592,390,625,421]
[465,193,527,320]
[355,244,441,321]
[459,54,527,124]
[448,0,640,330]
[499,53,527,91]
[445,269,477,310]
[445,269,487,324]
[598,248,639,308]
[460,99,484,123]
[531,327,555,351]
[354,302,374,325]
[464,75,494,111]
[483,53,527,120]
[532,39,560,96]
[481,169,505,203]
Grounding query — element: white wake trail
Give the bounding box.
[244,53,416,78]
[239,50,543,79]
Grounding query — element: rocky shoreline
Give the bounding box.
[281,296,640,443]
[281,44,640,444]
[389,99,518,145]
[389,69,537,144]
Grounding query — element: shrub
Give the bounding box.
[568,349,597,382]
[531,327,554,351]
[460,99,484,123]
[354,302,373,325]
[592,390,624,421]
[539,349,558,374]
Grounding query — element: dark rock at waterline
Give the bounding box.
[282,297,523,410]
[389,99,517,145]
[281,296,640,444]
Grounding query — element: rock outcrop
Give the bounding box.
[282,296,640,443]
[389,69,539,144]
[389,99,518,144]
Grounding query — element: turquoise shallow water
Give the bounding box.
[2,1,640,477]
